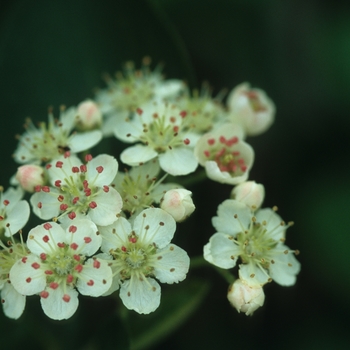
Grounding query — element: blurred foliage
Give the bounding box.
[1,0,350,349]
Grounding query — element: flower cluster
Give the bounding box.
[1,58,300,321]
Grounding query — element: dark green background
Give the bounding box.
[1,0,349,349]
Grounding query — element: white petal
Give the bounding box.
[255,208,286,240]
[3,200,30,237]
[119,276,161,314]
[68,130,102,153]
[238,263,270,286]
[212,199,251,236]
[2,187,24,210]
[153,244,190,284]
[87,188,122,226]
[121,145,158,166]
[76,258,113,296]
[86,154,119,186]
[40,285,79,320]
[1,282,26,319]
[159,147,198,176]
[114,117,143,142]
[203,233,240,269]
[30,191,60,220]
[47,154,82,185]
[27,222,65,255]
[99,218,131,253]
[10,255,46,295]
[133,208,176,249]
[65,219,101,256]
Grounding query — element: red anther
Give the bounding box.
[45,270,53,275]
[40,291,49,298]
[68,212,76,220]
[173,125,179,133]
[96,166,104,173]
[57,242,65,248]
[49,282,59,290]
[170,116,176,123]
[184,138,190,145]
[219,136,226,144]
[180,110,187,118]
[31,262,40,269]
[3,200,9,206]
[60,203,68,211]
[152,113,159,119]
[87,280,94,286]
[129,237,137,243]
[56,161,63,168]
[93,259,101,269]
[85,154,93,162]
[207,138,215,145]
[226,137,238,146]
[89,201,97,209]
[73,254,80,261]
[72,197,79,204]
[136,108,143,115]
[204,150,210,158]
[37,202,42,209]
[62,294,71,303]
[121,246,127,252]
[55,180,61,187]
[70,242,78,250]
[216,147,226,158]
[34,185,41,192]
[241,165,247,172]
[66,274,74,283]
[45,164,52,169]
[80,164,87,173]
[64,151,70,158]
[75,264,83,273]
[84,237,92,243]
[42,186,50,193]
[58,195,64,202]
[40,253,47,261]
[26,277,32,283]
[83,180,89,188]
[69,225,77,233]
[43,223,52,230]
[103,185,109,193]
[72,166,79,173]
[84,189,92,196]
[42,235,49,242]
[21,257,28,263]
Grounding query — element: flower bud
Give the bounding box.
[231,181,265,210]
[227,82,275,136]
[160,189,195,222]
[227,279,265,316]
[15,164,45,192]
[76,100,102,130]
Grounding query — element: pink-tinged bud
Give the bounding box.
[15,164,45,192]
[76,100,102,130]
[227,279,265,316]
[230,181,265,210]
[227,82,275,136]
[160,189,195,222]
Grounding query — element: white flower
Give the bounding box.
[75,100,102,130]
[112,159,180,219]
[13,106,102,164]
[227,279,265,316]
[15,164,46,192]
[95,58,185,137]
[0,238,29,319]
[204,199,300,286]
[30,153,122,227]
[194,123,254,185]
[231,181,265,210]
[10,220,112,320]
[99,208,190,314]
[0,186,30,237]
[227,82,275,136]
[160,189,195,222]
[115,102,198,176]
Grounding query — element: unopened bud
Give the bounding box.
[227,279,265,316]
[227,83,275,136]
[76,100,102,130]
[161,189,195,222]
[231,181,265,210]
[15,164,45,192]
